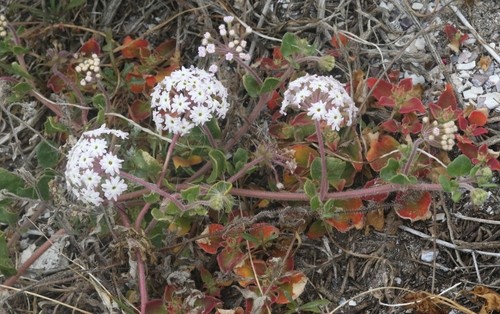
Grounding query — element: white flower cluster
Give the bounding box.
[0,15,7,37]
[65,125,128,206]
[422,117,457,151]
[74,53,101,86]
[198,15,252,72]
[280,74,358,131]
[150,66,229,135]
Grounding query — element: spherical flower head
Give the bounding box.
[150,66,229,136]
[280,74,358,131]
[65,125,128,205]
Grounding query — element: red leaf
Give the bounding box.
[267,90,282,111]
[366,77,394,100]
[196,224,224,254]
[400,97,426,114]
[154,38,176,58]
[306,220,327,239]
[80,38,100,55]
[129,99,151,122]
[395,191,432,222]
[275,272,307,304]
[468,110,488,126]
[248,223,279,249]
[362,179,389,202]
[330,33,349,49]
[122,36,149,59]
[324,198,364,232]
[47,74,66,93]
[381,119,400,133]
[398,77,414,92]
[457,141,478,160]
[366,134,401,171]
[290,112,313,126]
[217,246,245,273]
[436,83,457,110]
[233,258,267,287]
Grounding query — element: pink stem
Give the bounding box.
[315,120,328,201]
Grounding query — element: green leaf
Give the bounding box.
[447,155,472,177]
[12,81,32,96]
[243,74,260,97]
[0,203,18,226]
[233,148,249,173]
[36,141,59,168]
[451,190,462,203]
[67,0,86,10]
[205,117,222,139]
[92,93,106,111]
[310,157,346,181]
[0,168,25,193]
[207,149,227,183]
[260,77,280,94]
[10,62,33,80]
[380,158,400,182]
[0,233,15,276]
[44,116,69,134]
[181,185,199,202]
[281,33,299,58]
[143,192,160,203]
[297,299,330,313]
[304,179,317,199]
[309,195,321,211]
[128,149,162,181]
[11,45,29,55]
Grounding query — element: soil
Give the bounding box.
[1,0,499,313]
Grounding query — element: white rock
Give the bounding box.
[458,50,472,63]
[489,42,496,49]
[488,74,500,84]
[421,249,438,262]
[379,1,394,10]
[459,70,471,79]
[348,300,357,306]
[450,73,463,89]
[456,61,476,70]
[20,240,68,272]
[404,72,426,85]
[458,81,472,93]
[463,37,476,45]
[463,86,484,99]
[414,37,426,50]
[478,92,500,110]
[412,2,424,10]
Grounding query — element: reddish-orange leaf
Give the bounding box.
[325,198,364,232]
[366,77,394,100]
[267,90,282,111]
[196,224,224,254]
[306,220,327,239]
[122,36,149,59]
[154,38,176,57]
[400,97,426,114]
[362,179,389,202]
[233,258,267,287]
[468,110,488,126]
[275,272,307,304]
[217,246,245,273]
[155,64,180,83]
[394,191,432,222]
[435,83,458,110]
[330,33,349,49]
[128,99,151,122]
[290,112,313,126]
[291,144,319,168]
[366,134,401,171]
[47,74,66,93]
[80,38,100,55]
[248,223,279,249]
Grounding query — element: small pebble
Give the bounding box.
[421,249,438,262]
[488,74,500,85]
[472,74,489,86]
[478,92,500,110]
[456,61,476,70]
[414,37,426,50]
[412,2,424,10]
[463,86,484,99]
[458,50,472,64]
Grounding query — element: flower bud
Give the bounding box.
[471,188,489,206]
